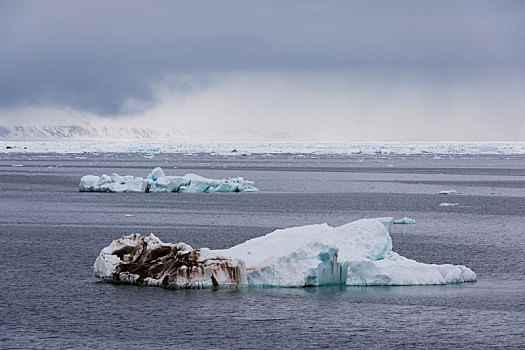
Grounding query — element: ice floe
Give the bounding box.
[79,167,258,193]
[94,218,476,289]
[393,217,416,224]
[439,190,457,195]
[439,202,459,207]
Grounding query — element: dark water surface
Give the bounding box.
[1,153,524,349]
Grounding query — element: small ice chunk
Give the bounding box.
[79,175,102,191]
[393,217,416,224]
[148,167,165,181]
[121,178,147,193]
[439,190,457,195]
[150,176,190,193]
[99,174,112,185]
[439,202,459,207]
[179,173,218,193]
[111,173,124,184]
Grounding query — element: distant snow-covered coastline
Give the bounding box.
[3,140,525,155]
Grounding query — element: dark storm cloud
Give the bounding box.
[0,0,524,115]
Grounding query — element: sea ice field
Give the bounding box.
[1,147,524,348]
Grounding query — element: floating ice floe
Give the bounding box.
[439,203,459,207]
[94,218,476,289]
[393,217,416,224]
[79,167,258,193]
[439,190,457,195]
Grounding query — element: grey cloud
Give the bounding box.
[0,0,524,115]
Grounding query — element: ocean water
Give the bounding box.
[1,153,524,349]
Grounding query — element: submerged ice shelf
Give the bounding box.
[79,167,258,193]
[94,218,476,289]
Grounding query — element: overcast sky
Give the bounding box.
[1,0,524,140]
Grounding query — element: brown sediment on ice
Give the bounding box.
[95,234,244,289]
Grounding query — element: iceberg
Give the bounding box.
[393,217,416,224]
[94,218,476,289]
[79,167,258,193]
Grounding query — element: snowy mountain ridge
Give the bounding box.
[0,125,164,140]
[0,125,293,141]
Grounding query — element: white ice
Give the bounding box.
[79,167,258,193]
[3,141,525,155]
[439,203,459,207]
[94,218,476,288]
